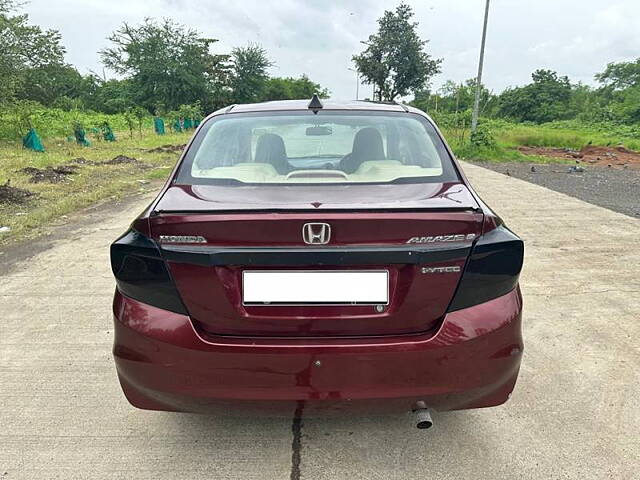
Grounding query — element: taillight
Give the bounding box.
[110,230,188,314]
[447,225,524,312]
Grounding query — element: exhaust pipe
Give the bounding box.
[413,401,433,429]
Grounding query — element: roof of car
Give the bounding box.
[212,99,425,116]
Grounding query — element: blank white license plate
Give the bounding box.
[242,270,389,305]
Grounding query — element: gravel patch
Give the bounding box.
[470,161,640,219]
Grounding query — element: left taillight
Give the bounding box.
[110,230,188,314]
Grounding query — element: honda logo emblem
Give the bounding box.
[302,223,331,245]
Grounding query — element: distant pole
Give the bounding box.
[471,0,491,134]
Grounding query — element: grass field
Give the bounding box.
[0,130,191,245]
[442,118,640,163]
[2,117,639,246]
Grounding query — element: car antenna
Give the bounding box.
[308,94,323,114]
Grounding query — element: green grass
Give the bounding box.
[497,125,640,151]
[0,130,191,245]
[453,143,564,164]
[499,127,587,150]
[147,167,174,179]
[441,126,567,164]
[441,119,640,163]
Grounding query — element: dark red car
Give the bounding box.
[111,98,524,428]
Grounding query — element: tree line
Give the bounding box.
[2,0,639,129]
[411,64,640,126]
[0,1,328,117]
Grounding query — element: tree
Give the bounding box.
[17,64,86,106]
[100,18,230,112]
[417,79,494,114]
[261,75,329,101]
[353,3,441,101]
[83,77,136,114]
[498,69,572,123]
[595,58,640,91]
[0,0,66,103]
[608,85,640,123]
[591,59,640,124]
[568,83,602,121]
[230,43,273,104]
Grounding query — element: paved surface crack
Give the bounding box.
[289,401,304,480]
[526,288,640,297]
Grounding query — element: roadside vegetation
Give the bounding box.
[0,0,328,244]
[0,130,190,245]
[351,4,640,163]
[438,116,640,163]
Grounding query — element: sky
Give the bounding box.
[23,0,640,100]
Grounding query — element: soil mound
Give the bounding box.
[0,181,35,204]
[147,144,186,154]
[19,165,79,183]
[104,155,139,165]
[518,145,640,168]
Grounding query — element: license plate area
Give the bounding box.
[242,270,389,306]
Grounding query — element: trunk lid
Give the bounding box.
[154,182,477,212]
[150,182,482,337]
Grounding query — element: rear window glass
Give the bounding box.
[176,111,458,185]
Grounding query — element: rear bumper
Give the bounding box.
[113,288,523,415]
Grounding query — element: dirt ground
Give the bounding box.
[19,165,79,183]
[472,160,640,219]
[519,145,640,168]
[0,181,35,204]
[147,144,186,154]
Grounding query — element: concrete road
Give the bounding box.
[1,163,638,479]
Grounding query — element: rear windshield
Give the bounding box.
[176,111,459,185]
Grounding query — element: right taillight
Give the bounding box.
[447,224,524,312]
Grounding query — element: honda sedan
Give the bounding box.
[111,97,524,428]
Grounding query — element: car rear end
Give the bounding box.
[110,100,524,416]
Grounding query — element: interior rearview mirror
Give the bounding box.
[306,126,333,136]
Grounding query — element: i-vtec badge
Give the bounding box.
[407,234,476,244]
[159,235,207,244]
[421,266,462,274]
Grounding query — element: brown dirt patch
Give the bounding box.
[19,165,79,183]
[518,145,640,168]
[0,181,36,204]
[147,144,186,154]
[104,155,139,165]
[69,157,96,166]
[102,155,151,169]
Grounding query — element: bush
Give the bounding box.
[0,101,153,141]
[470,124,496,148]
